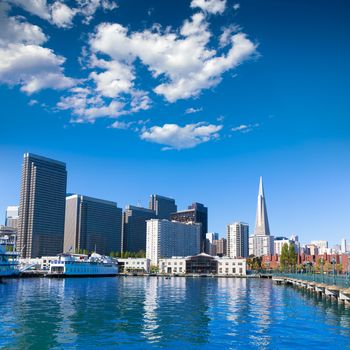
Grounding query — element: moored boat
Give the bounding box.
[47,252,118,277]
[0,243,20,278]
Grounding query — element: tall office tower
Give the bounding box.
[170,202,208,252]
[5,206,19,230]
[213,238,227,256]
[341,238,347,253]
[205,232,219,254]
[249,177,274,257]
[17,153,67,258]
[146,219,201,265]
[149,194,177,220]
[123,205,157,253]
[227,222,249,258]
[64,194,122,255]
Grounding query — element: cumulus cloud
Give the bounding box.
[185,107,203,114]
[0,4,74,93]
[57,86,150,122]
[140,122,223,150]
[231,123,259,133]
[233,3,240,11]
[5,0,118,28]
[51,2,77,28]
[190,0,227,15]
[89,13,256,103]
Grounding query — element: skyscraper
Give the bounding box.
[64,194,122,255]
[341,238,347,253]
[122,205,157,253]
[205,232,219,254]
[227,222,249,258]
[149,194,177,219]
[5,206,19,230]
[146,219,201,265]
[170,202,208,252]
[17,153,67,258]
[249,177,274,257]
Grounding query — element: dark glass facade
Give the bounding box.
[17,153,67,258]
[170,202,208,252]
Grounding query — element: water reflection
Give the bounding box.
[1,277,350,349]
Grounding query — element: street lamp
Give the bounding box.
[320,258,324,283]
[332,257,336,285]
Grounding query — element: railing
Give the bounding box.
[271,271,350,288]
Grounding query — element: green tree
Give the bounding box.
[280,243,289,271]
[288,244,297,270]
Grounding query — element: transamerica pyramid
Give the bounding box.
[254,176,270,236]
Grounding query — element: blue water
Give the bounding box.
[1,277,350,349]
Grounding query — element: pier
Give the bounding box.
[272,275,350,304]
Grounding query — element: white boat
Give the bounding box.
[48,252,118,277]
[0,243,20,277]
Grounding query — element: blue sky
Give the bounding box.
[0,0,349,246]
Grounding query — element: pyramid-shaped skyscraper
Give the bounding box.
[254,176,270,236]
[249,177,274,257]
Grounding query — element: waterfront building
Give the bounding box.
[5,206,19,230]
[227,222,249,258]
[149,194,177,219]
[170,202,208,252]
[123,205,157,253]
[205,232,219,255]
[64,194,122,256]
[341,238,347,253]
[146,219,201,266]
[158,257,187,274]
[158,254,246,276]
[17,153,67,258]
[213,238,227,256]
[117,258,151,274]
[217,257,246,276]
[249,177,274,257]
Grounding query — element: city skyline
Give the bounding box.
[0,0,349,246]
[1,151,348,248]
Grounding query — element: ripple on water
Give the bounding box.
[1,277,350,349]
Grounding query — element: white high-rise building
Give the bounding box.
[249,177,274,257]
[341,238,347,253]
[146,219,201,266]
[227,222,249,258]
[5,206,19,230]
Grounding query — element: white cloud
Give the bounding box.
[6,0,51,20]
[57,86,151,122]
[109,120,134,129]
[140,122,223,150]
[28,99,38,106]
[233,3,240,11]
[0,3,75,93]
[185,107,203,114]
[0,44,75,93]
[5,0,118,28]
[231,123,259,133]
[90,15,256,103]
[0,3,47,46]
[51,2,77,28]
[190,0,226,15]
